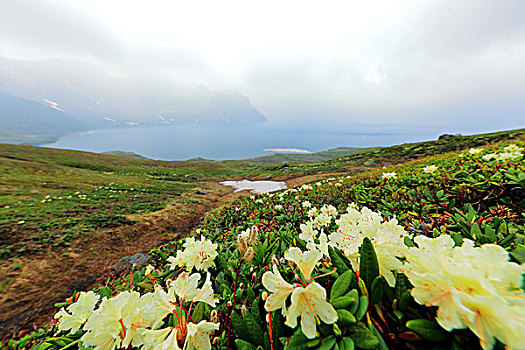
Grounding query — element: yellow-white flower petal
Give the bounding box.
[262,265,294,315]
[284,247,322,281]
[285,282,338,339]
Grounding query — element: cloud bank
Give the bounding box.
[1,0,524,131]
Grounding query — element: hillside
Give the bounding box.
[100,151,151,160]
[0,92,87,144]
[1,129,524,349]
[0,144,259,340]
[243,147,376,164]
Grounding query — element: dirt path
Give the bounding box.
[0,174,333,341]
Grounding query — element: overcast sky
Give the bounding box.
[1,0,524,131]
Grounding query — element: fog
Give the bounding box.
[1,0,524,132]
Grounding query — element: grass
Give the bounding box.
[1,128,524,348]
[1,129,523,258]
[7,132,524,350]
[241,146,377,164]
[0,144,247,258]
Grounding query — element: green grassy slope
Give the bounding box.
[275,128,525,175]
[242,146,376,164]
[0,144,244,258]
[4,129,524,349]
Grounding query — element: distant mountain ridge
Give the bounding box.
[0,92,88,144]
[0,57,267,139]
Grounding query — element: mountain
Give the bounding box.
[0,92,88,144]
[0,57,267,128]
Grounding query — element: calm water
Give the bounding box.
[44,122,437,160]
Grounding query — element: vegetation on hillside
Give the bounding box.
[242,147,376,164]
[5,135,524,349]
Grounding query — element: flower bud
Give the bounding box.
[210,310,219,323]
[213,337,219,345]
[262,291,268,300]
[227,301,232,307]
[266,313,271,323]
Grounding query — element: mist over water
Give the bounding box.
[44,122,440,160]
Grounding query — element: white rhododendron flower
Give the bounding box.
[503,144,523,153]
[302,201,312,208]
[482,153,498,161]
[468,148,483,155]
[307,207,318,218]
[329,206,410,286]
[285,282,337,339]
[320,204,338,217]
[423,165,438,174]
[312,212,332,228]
[167,236,218,272]
[185,321,220,350]
[404,236,525,350]
[54,291,100,334]
[306,232,329,257]
[81,291,141,350]
[142,327,182,350]
[299,221,318,242]
[381,172,397,180]
[496,152,522,161]
[262,247,337,339]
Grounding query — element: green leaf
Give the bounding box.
[359,238,379,291]
[271,310,285,346]
[350,322,379,349]
[355,296,368,321]
[191,302,205,323]
[369,322,389,350]
[436,190,444,199]
[337,309,357,327]
[498,222,508,234]
[370,276,385,305]
[329,247,352,274]
[451,233,463,246]
[232,312,259,345]
[470,223,482,238]
[337,337,355,350]
[394,273,410,302]
[330,270,354,301]
[235,339,258,350]
[244,310,265,346]
[398,290,412,312]
[318,336,337,350]
[484,226,497,243]
[403,236,415,247]
[510,245,525,264]
[347,289,360,314]
[285,333,312,350]
[332,296,356,309]
[406,319,447,342]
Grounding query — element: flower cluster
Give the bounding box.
[55,272,219,350]
[404,235,525,350]
[168,236,218,272]
[423,165,438,174]
[328,205,411,286]
[262,247,338,339]
[382,172,397,180]
[54,291,100,334]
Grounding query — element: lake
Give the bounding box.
[43,122,438,160]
